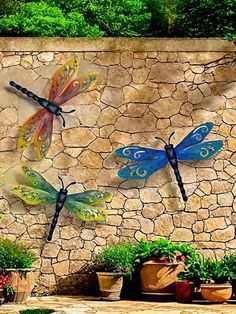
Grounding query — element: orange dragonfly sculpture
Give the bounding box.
[10,56,96,160]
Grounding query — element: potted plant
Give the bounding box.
[222,253,236,299]
[0,239,37,303]
[176,254,203,303]
[92,242,136,301]
[135,238,197,298]
[200,259,232,303]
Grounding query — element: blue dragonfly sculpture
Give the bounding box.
[115,122,223,202]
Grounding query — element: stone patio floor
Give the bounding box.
[0,296,236,314]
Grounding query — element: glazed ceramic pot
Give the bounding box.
[175,280,195,303]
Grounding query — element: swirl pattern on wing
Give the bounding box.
[21,166,57,195]
[65,201,108,222]
[49,56,80,102]
[115,146,166,161]
[13,185,56,205]
[176,140,223,160]
[118,157,168,180]
[68,190,112,205]
[176,122,213,151]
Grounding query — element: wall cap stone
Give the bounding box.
[0,37,235,52]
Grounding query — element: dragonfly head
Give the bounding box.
[58,176,76,192]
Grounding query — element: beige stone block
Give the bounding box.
[186,195,201,212]
[0,108,17,125]
[97,107,119,127]
[21,55,33,69]
[133,59,145,68]
[192,221,204,233]
[184,69,195,81]
[76,104,101,127]
[142,203,165,219]
[97,52,120,65]
[194,233,210,242]
[125,198,142,211]
[38,52,54,62]
[101,87,123,108]
[204,217,227,232]
[137,216,154,234]
[159,84,175,98]
[150,98,182,119]
[178,52,227,64]
[106,215,122,226]
[133,68,149,84]
[121,51,133,68]
[140,188,161,203]
[223,109,236,124]
[121,218,140,229]
[53,152,78,169]
[27,224,45,238]
[228,138,236,151]
[100,125,114,138]
[42,243,60,258]
[218,192,234,206]
[201,194,217,208]
[211,225,235,241]
[188,88,203,105]
[170,228,193,242]
[154,214,174,236]
[62,128,96,147]
[123,85,159,103]
[149,62,184,83]
[53,260,69,276]
[115,112,156,132]
[2,55,20,67]
[197,168,217,181]
[80,150,102,169]
[89,138,111,152]
[107,66,131,87]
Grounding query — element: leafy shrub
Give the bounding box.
[19,309,55,314]
[92,242,137,278]
[176,0,236,38]
[0,1,104,37]
[47,0,151,37]
[0,239,37,269]
[222,254,236,281]
[135,238,197,263]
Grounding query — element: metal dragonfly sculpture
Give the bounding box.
[13,166,111,241]
[115,122,223,202]
[10,56,96,160]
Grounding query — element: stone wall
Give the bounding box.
[0,38,235,294]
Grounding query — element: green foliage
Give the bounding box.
[176,0,236,38]
[48,0,151,37]
[92,242,137,278]
[0,1,104,37]
[0,239,37,269]
[135,238,197,263]
[19,309,55,314]
[222,254,236,281]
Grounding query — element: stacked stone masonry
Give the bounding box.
[0,38,235,294]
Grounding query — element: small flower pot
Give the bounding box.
[201,283,232,303]
[96,272,124,301]
[4,269,36,303]
[175,281,195,303]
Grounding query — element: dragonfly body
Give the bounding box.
[115,122,223,202]
[10,81,63,116]
[9,56,96,160]
[164,144,187,202]
[13,166,112,241]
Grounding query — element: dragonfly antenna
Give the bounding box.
[65,181,77,190]
[58,176,65,189]
[168,132,175,145]
[58,113,66,127]
[155,136,167,145]
[61,109,76,114]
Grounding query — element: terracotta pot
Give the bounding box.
[96,272,124,301]
[175,281,195,303]
[140,261,184,296]
[201,283,232,303]
[4,269,36,303]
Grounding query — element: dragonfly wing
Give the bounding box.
[176,122,214,151]
[115,146,166,161]
[68,190,112,205]
[118,157,168,180]
[18,108,53,160]
[20,165,57,195]
[13,185,56,205]
[54,72,97,105]
[49,56,80,102]
[176,140,223,160]
[65,199,107,222]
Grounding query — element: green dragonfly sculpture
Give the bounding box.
[13,166,112,241]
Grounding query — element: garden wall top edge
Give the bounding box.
[0,37,235,52]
